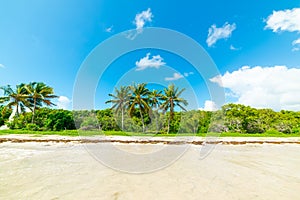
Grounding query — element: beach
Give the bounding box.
[1,136,300,199]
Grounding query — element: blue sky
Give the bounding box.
[1,0,300,111]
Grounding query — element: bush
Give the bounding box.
[292,127,300,134]
[25,123,39,131]
[45,110,76,131]
[265,129,282,135]
[0,118,4,126]
[0,106,12,126]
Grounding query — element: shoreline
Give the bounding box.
[1,134,300,145]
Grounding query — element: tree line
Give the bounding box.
[1,82,300,134]
[2,104,300,134]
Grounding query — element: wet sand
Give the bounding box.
[0,137,300,199]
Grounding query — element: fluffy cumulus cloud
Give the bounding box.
[134,8,153,32]
[265,8,300,33]
[165,73,184,81]
[57,96,71,110]
[210,66,300,111]
[199,100,218,111]
[265,8,300,51]
[206,22,236,47]
[292,38,300,51]
[135,53,166,71]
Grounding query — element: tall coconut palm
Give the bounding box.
[25,82,58,123]
[0,84,29,118]
[128,83,150,132]
[148,89,162,132]
[160,84,188,133]
[105,86,131,130]
[149,89,162,109]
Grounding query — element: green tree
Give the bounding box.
[97,109,119,131]
[0,84,29,117]
[198,110,212,133]
[105,86,130,130]
[45,109,76,131]
[128,83,150,132]
[160,84,188,133]
[148,89,162,132]
[0,106,12,126]
[181,110,199,133]
[25,82,58,123]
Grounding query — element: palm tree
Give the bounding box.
[128,83,150,132]
[105,86,130,130]
[0,84,29,118]
[25,82,58,123]
[160,84,188,133]
[148,89,162,132]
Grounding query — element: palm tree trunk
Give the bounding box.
[16,103,19,116]
[31,98,36,123]
[139,105,145,133]
[121,108,124,130]
[168,100,174,134]
[155,111,159,133]
[167,115,170,134]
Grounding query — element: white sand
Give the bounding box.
[1,140,300,200]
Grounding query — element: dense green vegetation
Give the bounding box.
[1,82,300,136]
[0,82,57,121]
[0,105,12,126]
[1,104,300,135]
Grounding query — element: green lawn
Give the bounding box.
[0,129,300,137]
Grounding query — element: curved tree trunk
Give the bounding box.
[16,103,19,116]
[8,107,17,122]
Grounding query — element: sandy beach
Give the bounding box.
[1,135,300,199]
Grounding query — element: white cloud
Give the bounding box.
[0,64,5,68]
[292,47,300,52]
[292,38,300,45]
[230,45,240,51]
[134,8,153,32]
[206,22,236,47]
[135,53,166,71]
[184,72,194,77]
[292,38,300,51]
[165,73,184,81]
[210,66,300,111]
[165,72,193,81]
[199,100,218,111]
[125,8,153,40]
[265,8,300,33]
[57,96,71,110]
[105,25,113,33]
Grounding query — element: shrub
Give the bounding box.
[45,110,76,131]
[265,129,282,135]
[25,123,39,131]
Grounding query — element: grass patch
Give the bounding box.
[0,129,299,137]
